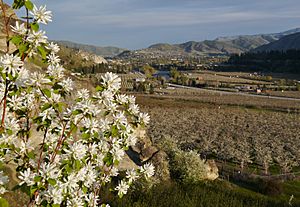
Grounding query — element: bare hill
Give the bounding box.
[253,32,300,52]
[55,40,126,57]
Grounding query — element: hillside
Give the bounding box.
[139,28,300,56]
[57,28,300,58]
[55,40,127,57]
[253,32,300,52]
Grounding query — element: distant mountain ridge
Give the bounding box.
[143,28,300,56]
[253,32,300,52]
[55,40,127,57]
[56,28,300,58]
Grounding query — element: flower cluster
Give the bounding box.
[0,1,154,206]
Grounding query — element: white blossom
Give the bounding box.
[76,100,98,116]
[111,147,125,162]
[0,2,154,204]
[0,186,6,195]
[64,173,79,191]
[82,118,99,134]
[125,134,137,147]
[47,64,65,79]
[15,68,30,87]
[5,116,20,132]
[85,193,99,207]
[18,168,35,186]
[30,5,52,25]
[101,72,121,92]
[65,142,87,160]
[77,89,90,100]
[115,180,129,197]
[139,112,150,125]
[29,72,51,87]
[7,95,23,110]
[39,108,56,121]
[27,30,48,47]
[129,104,139,115]
[140,163,155,178]
[59,78,73,92]
[0,54,23,77]
[116,94,128,105]
[10,21,27,35]
[127,95,136,104]
[45,186,64,205]
[110,167,119,177]
[113,112,127,125]
[47,53,61,65]
[126,169,139,183]
[46,42,60,53]
[66,196,84,207]
[19,140,34,154]
[40,163,60,180]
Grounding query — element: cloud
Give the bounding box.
[65,5,300,28]
[7,0,300,48]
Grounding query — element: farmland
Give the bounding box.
[117,88,300,206]
[136,90,300,176]
[153,87,300,112]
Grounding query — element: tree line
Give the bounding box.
[224,50,300,74]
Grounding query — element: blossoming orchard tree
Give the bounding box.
[0,0,154,206]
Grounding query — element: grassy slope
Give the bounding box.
[112,180,300,207]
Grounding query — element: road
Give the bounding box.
[167,83,300,102]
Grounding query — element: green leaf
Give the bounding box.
[30,186,38,196]
[103,153,113,166]
[0,198,9,207]
[70,122,78,134]
[65,164,72,173]
[95,85,104,92]
[53,83,63,90]
[72,109,83,116]
[55,102,66,113]
[52,204,60,207]
[48,178,56,186]
[111,125,118,137]
[82,186,88,194]
[0,72,6,81]
[11,36,23,45]
[37,46,47,59]
[42,88,51,98]
[12,0,25,9]
[25,0,34,10]
[75,160,81,170]
[82,133,90,139]
[27,151,35,159]
[19,43,29,55]
[40,200,48,207]
[34,176,42,182]
[41,103,52,111]
[30,22,39,32]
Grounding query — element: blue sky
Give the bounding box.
[10,0,300,49]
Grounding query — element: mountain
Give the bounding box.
[55,40,127,57]
[139,28,300,56]
[57,28,300,58]
[253,32,300,52]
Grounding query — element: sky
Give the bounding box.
[8,0,300,49]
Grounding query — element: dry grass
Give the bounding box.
[267,90,300,99]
